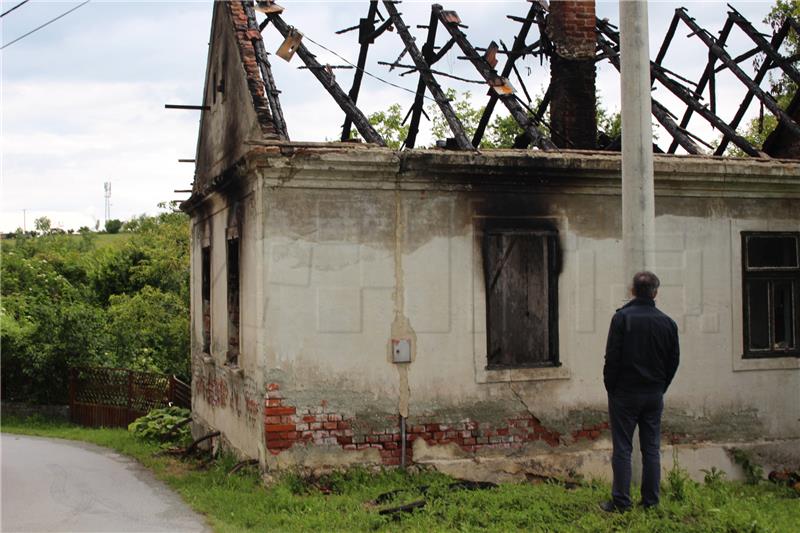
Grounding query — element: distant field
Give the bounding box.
[1,232,131,249]
[93,233,131,248]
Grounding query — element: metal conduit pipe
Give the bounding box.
[400,415,407,469]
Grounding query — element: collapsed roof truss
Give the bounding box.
[251,0,799,157]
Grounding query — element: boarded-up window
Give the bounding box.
[483,224,559,368]
[227,237,240,365]
[201,246,211,354]
[742,232,800,358]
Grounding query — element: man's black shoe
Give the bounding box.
[599,501,630,513]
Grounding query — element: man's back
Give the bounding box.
[603,297,680,394]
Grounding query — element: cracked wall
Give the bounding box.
[189,148,800,474]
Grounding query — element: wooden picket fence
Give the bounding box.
[69,367,191,428]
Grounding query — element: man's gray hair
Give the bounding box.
[632,271,660,299]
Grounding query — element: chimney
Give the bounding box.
[547,0,597,149]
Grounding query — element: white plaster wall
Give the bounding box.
[257,186,799,440]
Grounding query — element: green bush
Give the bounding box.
[128,406,191,446]
[1,208,190,404]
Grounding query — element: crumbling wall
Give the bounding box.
[194,1,277,193]
[189,147,800,477]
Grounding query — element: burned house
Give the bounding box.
[181,0,800,481]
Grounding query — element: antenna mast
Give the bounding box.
[104,182,112,222]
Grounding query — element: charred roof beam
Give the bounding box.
[433,4,556,150]
[716,16,793,155]
[595,23,704,155]
[382,0,473,150]
[666,14,734,154]
[265,12,386,146]
[675,9,800,141]
[245,1,288,139]
[473,1,545,148]
[341,1,387,142]
[403,7,439,149]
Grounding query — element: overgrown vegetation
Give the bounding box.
[128,406,192,447]
[2,417,797,533]
[1,206,190,404]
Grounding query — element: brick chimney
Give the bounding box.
[547,0,597,149]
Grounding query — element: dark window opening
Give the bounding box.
[742,232,800,358]
[227,237,240,365]
[201,246,211,354]
[483,223,560,369]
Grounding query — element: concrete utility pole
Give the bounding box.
[620,0,656,282]
[620,0,657,485]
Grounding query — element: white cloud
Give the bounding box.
[0,1,778,231]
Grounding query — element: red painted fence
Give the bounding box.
[68,367,191,428]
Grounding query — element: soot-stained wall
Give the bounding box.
[188,147,800,476]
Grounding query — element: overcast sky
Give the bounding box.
[0,1,780,232]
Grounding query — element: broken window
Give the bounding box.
[742,232,800,357]
[483,222,560,368]
[201,246,211,354]
[226,236,240,365]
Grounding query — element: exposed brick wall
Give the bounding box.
[226,1,278,136]
[263,384,607,466]
[547,1,597,149]
[571,421,610,443]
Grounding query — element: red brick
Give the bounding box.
[410,425,426,433]
[327,414,342,422]
[265,415,282,424]
[433,432,445,441]
[426,424,440,432]
[323,422,337,430]
[266,440,292,449]
[266,399,282,407]
[265,406,295,416]
[266,424,295,433]
[302,415,317,423]
[463,437,476,446]
[337,421,351,430]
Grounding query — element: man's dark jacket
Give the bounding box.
[603,297,680,394]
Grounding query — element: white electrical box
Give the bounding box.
[392,339,411,363]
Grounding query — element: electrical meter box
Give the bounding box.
[392,339,411,363]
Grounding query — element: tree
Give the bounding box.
[1,207,191,404]
[105,219,123,234]
[34,216,51,234]
[366,103,410,149]
[365,89,621,149]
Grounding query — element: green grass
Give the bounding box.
[2,416,798,533]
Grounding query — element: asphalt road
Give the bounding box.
[1,434,210,532]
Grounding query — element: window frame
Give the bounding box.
[482,221,560,370]
[226,234,240,366]
[741,231,800,359]
[201,245,212,354]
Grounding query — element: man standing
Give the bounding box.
[601,271,679,512]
